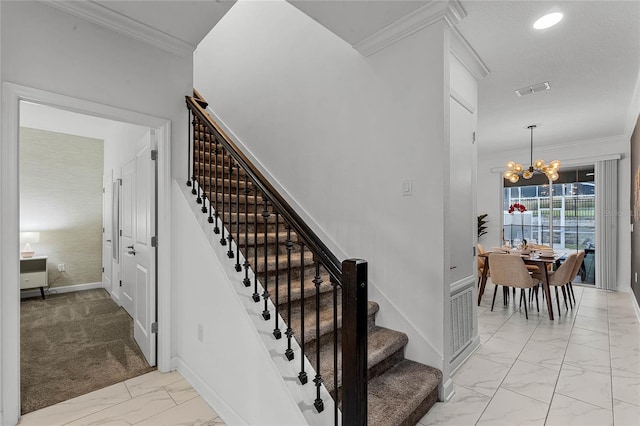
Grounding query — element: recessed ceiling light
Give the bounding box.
[533,12,563,30]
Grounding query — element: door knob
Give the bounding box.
[106,239,111,243]
[127,245,134,249]
[128,249,136,256]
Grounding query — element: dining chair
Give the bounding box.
[477,244,489,287]
[566,250,585,305]
[488,253,539,319]
[532,252,577,316]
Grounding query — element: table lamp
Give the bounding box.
[20,232,40,258]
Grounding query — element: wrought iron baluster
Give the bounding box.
[196,119,202,204]
[252,189,260,303]
[298,243,307,382]
[235,164,241,270]
[242,174,251,287]
[273,213,281,338]
[313,261,324,413]
[262,200,270,320]
[285,227,295,361]
[219,149,226,246]
[332,275,339,425]
[212,138,220,233]
[207,130,213,223]
[191,116,197,194]
[186,109,192,187]
[227,156,234,257]
[201,129,208,213]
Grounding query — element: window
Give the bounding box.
[503,166,595,284]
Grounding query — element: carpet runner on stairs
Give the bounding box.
[191,113,441,426]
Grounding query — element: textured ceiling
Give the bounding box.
[289,0,640,155]
[456,0,640,153]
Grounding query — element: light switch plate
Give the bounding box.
[402,179,413,196]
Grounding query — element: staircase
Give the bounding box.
[187,92,441,426]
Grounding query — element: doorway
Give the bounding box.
[1,83,172,425]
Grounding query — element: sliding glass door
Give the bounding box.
[503,166,596,284]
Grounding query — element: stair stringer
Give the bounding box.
[172,180,335,426]
[203,106,446,381]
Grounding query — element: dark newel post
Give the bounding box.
[342,259,368,426]
[186,108,192,187]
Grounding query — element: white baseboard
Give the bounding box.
[174,357,247,426]
[632,290,640,322]
[20,281,103,298]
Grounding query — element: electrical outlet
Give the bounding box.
[57,263,65,272]
[197,324,204,342]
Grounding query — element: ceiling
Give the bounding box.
[288,0,640,154]
[455,0,640,153]
[48,1,640,156]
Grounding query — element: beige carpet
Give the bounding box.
[20,289,154,414]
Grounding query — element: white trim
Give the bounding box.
[484,134,628,159]
[39,1,194,58]
[624,68,640,141]
[174,357,247,426]
[440,378,455,402]
[20,282,103,299]
[490,153,623,173]
[353,0,466,56]
[450,89,475,115]
[632,291,640,322]
[0,83,172,425]
[450,276,475,295]
[450,27,490,81]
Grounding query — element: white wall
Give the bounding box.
[171,181,311,425]
[477,136,631,292]
[195,0,447,369]
[0,2,192,424]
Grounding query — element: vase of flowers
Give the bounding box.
[508,203,528,249]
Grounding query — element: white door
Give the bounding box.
[102,171,113,293]
[121,160,136,317]
[120,130,157,366]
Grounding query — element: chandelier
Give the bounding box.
[503,124,561,183]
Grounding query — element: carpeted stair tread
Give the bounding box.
[310,326,409,394]
[226,211,287,225]
[254,250,315,273]
[272,271,333,306]
[368,360,442,426]
[289,301,379,345]
[237,230,298,248]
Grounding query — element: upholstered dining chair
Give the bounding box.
[477,244,489,287]
[532,252,577,317]
[566,250,585,306]
[488,253,539,319]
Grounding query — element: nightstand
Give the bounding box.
[20,256,48,299]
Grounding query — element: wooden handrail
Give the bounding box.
[185,96,343,283]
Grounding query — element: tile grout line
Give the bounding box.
[540,285,584,425]
[474,288,559,425]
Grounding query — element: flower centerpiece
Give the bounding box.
[508,203,528,249]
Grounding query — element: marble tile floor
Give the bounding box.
[420,283,640,426]
[18,370,225,426]
[17,285,639,426]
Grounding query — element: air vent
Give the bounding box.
[515,81,551,97]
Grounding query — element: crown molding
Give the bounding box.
[450,27,490,81]
[354,0,467,57]
[624,69,640,140]
[482,134,629,168]
[40,0,194,58]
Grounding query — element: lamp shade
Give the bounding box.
[20,232,40,244]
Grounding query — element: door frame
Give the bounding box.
[0,82,172,425]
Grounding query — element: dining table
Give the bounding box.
[477,250,565,320]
